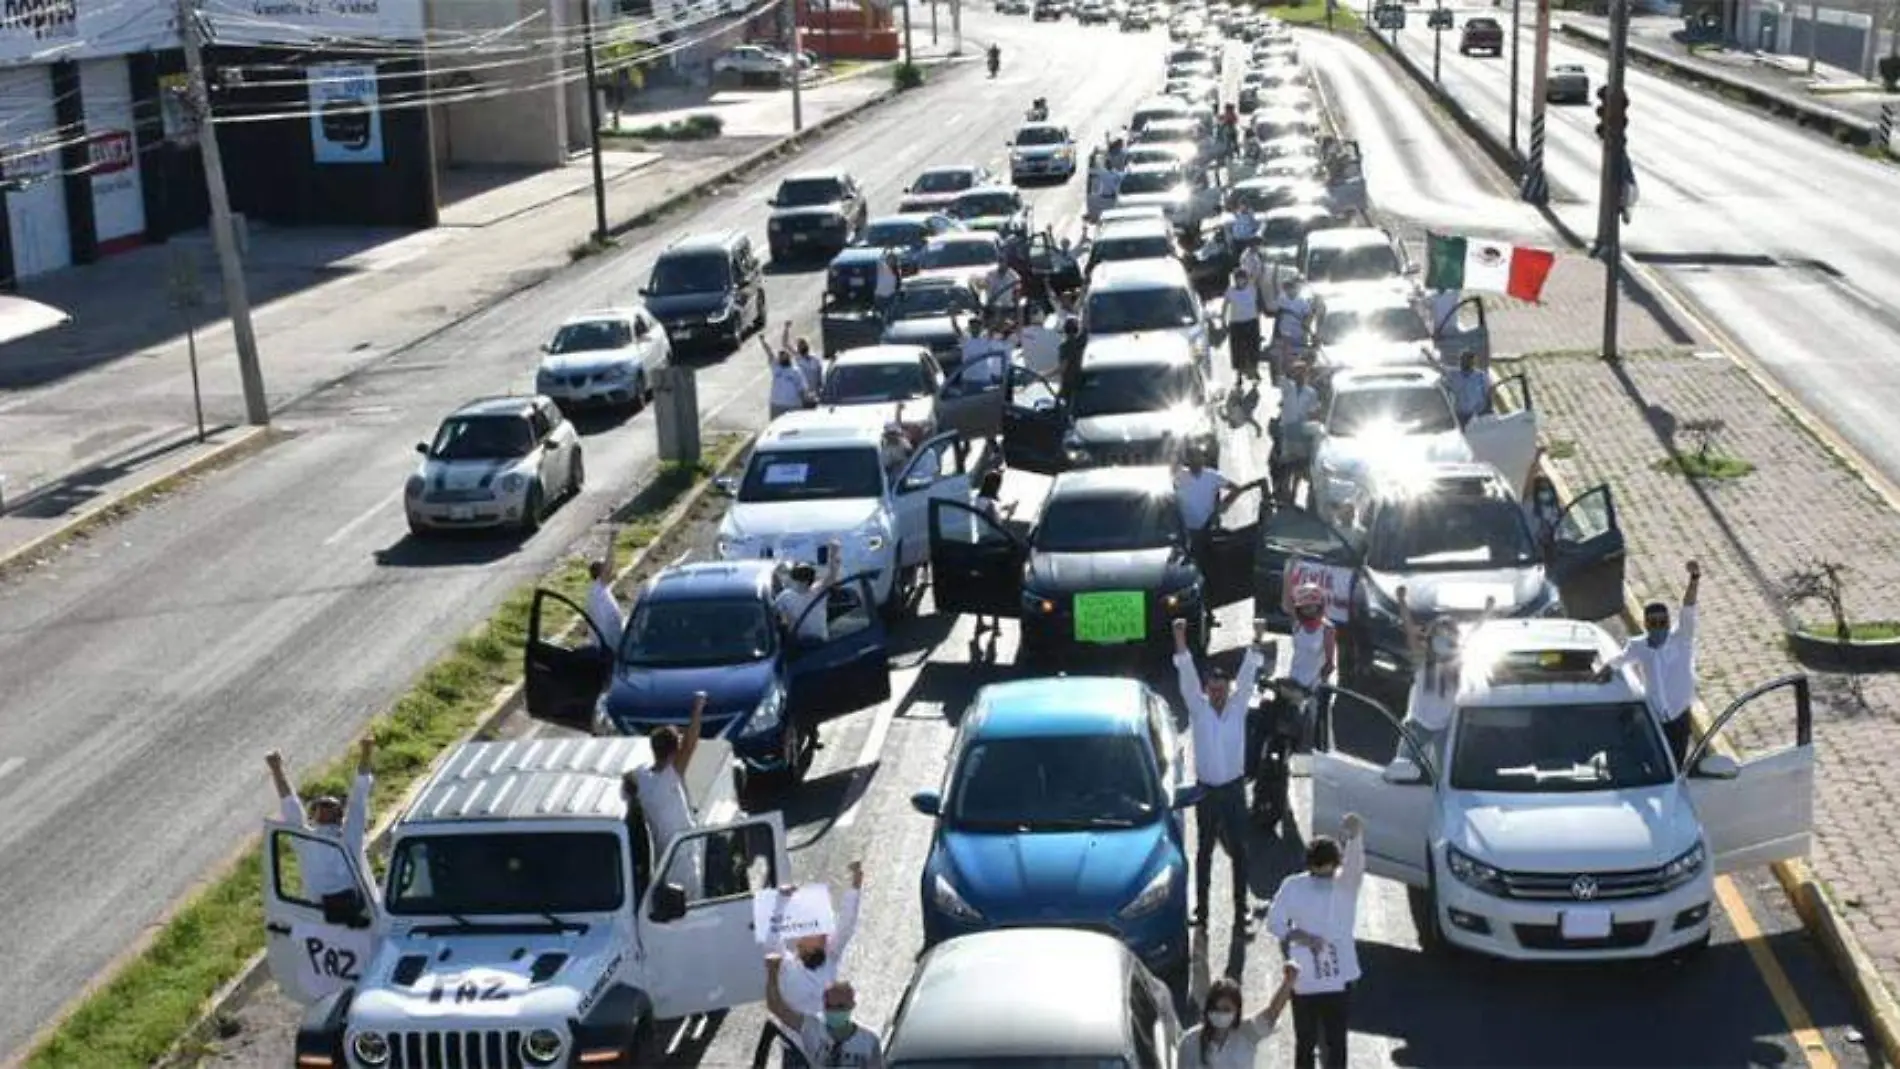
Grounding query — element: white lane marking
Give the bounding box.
[323,486,407,546]
[833,693,902,831]
[0,758,23,784]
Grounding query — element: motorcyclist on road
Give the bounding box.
[1027,97,1049,121]
[987,44,1001,77]
[1252,581,1335,828]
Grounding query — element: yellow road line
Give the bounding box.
[1715,874,1839,1069]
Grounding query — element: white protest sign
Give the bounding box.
[402,965,533,1017]
[752,885,836,948]
[1285,556,1353,625]
[290,922,378,1002]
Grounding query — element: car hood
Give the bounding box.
[1319,340,1439,371]
[1361,566,1546,618]
[420,456,534,492]
[773,204,849,221]
[538,348,641,375]
[1071,411,1203,446]
[1316,430,1471,475]
[826,397,935,429]
[901,192,964,212]
[349,926,626,1030]
[1116,190,1189,209]
[1448,786,1699,873]
[722,498,885,540]
[939,823,1174,916]
[1027,548,1188,594]
[914,265,991,289]
[644,291,730,318]
[882,317,962,345]
[602,657,776,727]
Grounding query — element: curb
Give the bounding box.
[0,425,274,576]
[140,432,757,1069]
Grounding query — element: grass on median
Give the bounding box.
[1269,0,1361,31]
[25,441,738,1069]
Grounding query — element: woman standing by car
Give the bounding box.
[1176,964,1298,1068]
[1394,588,1497,768]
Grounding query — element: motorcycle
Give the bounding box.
[1026,102,1049,121]
[1249,678,1317,830]
[988,47,1001,77]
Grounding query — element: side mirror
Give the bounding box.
[1171,783,1206,809]
[766,197,780,208]
[539,341,552,353]
[1382,757,1427,785]
[636,285,651,297]
[649,882,688,922]
[414,442,429,456]
[1691,752,1739,779]
[910,790,942,816]
[713,475,738,496]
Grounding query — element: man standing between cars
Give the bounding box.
[1446,349,1489,426]
[764,326,814,419]
[1270,278,1313,380]
[773,862,866,1017]
[628,692,706,898]
[777,539,845,646]
[1176,445,1237,572]
[1266,813,1366,1069]
[1225,267,1264,384]
[1173,617,1269,937]
[267,739,376,919]
[584,532,624,651]
[875,247,902,317]
[797,340,827,405]
[764,952,884,1068]
[1600,560,1702,766]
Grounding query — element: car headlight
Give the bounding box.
[740,684,786,738]
[1163,580,1202,612]
[522,1028,564,1066]
[1119,864,1177,919]
[708,305,733,323]
[405,474,425,499]
[1446,846,1506,896]
[351,1032,391,1067]
[854,518,888,554]
[932,871,983,921]
[716,534,747,557]
[1659,841,1706,892]
[500,473,526,494]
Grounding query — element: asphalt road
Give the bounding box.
[1379,4,1900,493]
[0,11,1151,1059]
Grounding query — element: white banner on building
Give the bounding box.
[0,0,173,66]
[204,0,424,45]
[80,57,146,252]
[307,62,384,165]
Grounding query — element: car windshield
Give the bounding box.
[948,734,1160,830]
[914,169,975,193]
[923,241,1000,269]
[1305,241,1403,283]
[648,253,730,296]
[548,319,632,353]
[1135,124,1195,145]
[890,285,974,319]
[825,361,930,404]
[430,416,533,460]
[1450,702,1673,792]
[621,597,774,667]
[777,178,845,206]
[1016,126,1067,145]
[1326,386,1457,436]
[1468,18,1501,29]
[1073,363,1201,418]
[863,220,926,247]
[1118,169,1183,195]
[955,192,1021,217]
[1088,286,1199,333]
[1095,235,1174,263]
[1367,495,1540,570]
[1261,214,1317,243]
[1035,490,1182,551]
[387,832,623,915]
[738,446,885,503]
[1319,306,1431,345]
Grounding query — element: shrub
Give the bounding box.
[1879,54,1899,93]
[893,62,925,90]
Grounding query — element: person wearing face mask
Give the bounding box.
[1173,617,1270,935]
[1395,588,1494,769]
[1224,267,1263,384]
[776,541,844,646]
[1177,964,1299,1069]
[764,326,814,419]
[1266,813,1366,1069]
[1445,349,1489,427]
[796,340,827,405]
[1272,362,1320,505]
[1523,469,1563,560]
[627,692,707,899]
[772,862,866,1030]
[267,740,376,921]
[1598,560,1702,766]
[1254,582,1335,828]
[764,953,884,1068]
[1175,446,1237,574]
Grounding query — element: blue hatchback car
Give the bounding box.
[523,561,891,789]
[910,677,1200,987]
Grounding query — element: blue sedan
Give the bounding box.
[910,676,1200,988]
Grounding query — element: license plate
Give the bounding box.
[450,506,473,520]
[674,327,693,338]
[1560,908,1613,940]
[791,233,808,243]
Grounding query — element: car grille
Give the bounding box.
[376,1029,528,1069]
[1084,442,1171,467]
[426,487,495,504]
[1495,863,1672,901]
[1514,921,1654,952]
[778,214,840,233]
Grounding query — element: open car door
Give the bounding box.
[1685,675,1815,874]
[1256,501,1360,626]
[937,353,1010,443]
[1432,295,1491,371]
[1205,478,1265,606]
[1548,483,1627,620]
[1309,685,1432,887]
[1001,365,1068,475]
[787,574,892,720]
[1325,139,1366,216]
[263,820,379,1006]
[1463,372,1538,498]
[929,498,1029,617]
[524,588,613,729]
[643,813,791,1020]
[892,430,972,569]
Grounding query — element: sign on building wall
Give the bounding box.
[203,0,424,45]
[307,62,384,164]
[0,0,173,65]
[80,57,147,252]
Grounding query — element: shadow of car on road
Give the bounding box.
[372,528,532,569]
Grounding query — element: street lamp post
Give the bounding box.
[902,0,915,65]
[1433,0,1445,81]
[578,0,609,241]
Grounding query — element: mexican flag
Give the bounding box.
[1425,233,1557,302]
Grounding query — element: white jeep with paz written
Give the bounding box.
[264,736,786,1068]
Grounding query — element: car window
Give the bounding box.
[1016,126,1068,145]
[1087,285,1199,333]
[388,832,623,915]
[914,169,975,193]
[1318,306,1431,345]
[547,319,633,353]
[621,597,774,667]
[1325,385,1457,436]
[1117,169,1184,195]
[1366,495,1539,571]
[776,178,845,206]
[1450,702,1673,793]
[1260,506,1349,558]
[922,240,1001,269]
[1095,235,1175,264]
[953,191,1021,218]
[1035,490,1183,552]
[863,220,926,248]
[1072,363,1202,418]
[947,734,1160,829]
[1261,214,1318,244]
[889,285,976,319]
[737,447,886,503]
[430,416,533,460]
[649,252,732,296]
[1305,241,1403,283]
[824,361,931,404]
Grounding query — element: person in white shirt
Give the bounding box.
[763,325,813,418]
[628,692,706,899]
[796,340,827,403]
[772,862,865,1019]
[879,422,914,474]
[764,949,883,1068]
[874,248,901,314]
[1599,560,1702,766]
[1224,268,1264,383]
[584,534,625,652]
[1394,588,1499,769]
[1173,617,1268,935]
[1266,813,1366,1069]
[267,741,376,919]
[1272,362,1320,504]
[1271,278,1313,378]
[1177,965,1299,1069]
[775,540,843,646]
[1445,349,1489,426]
[1174,447,1236,570]
[1238,242,1267,304]
[1227,204,1260,246]
[982,262,1021,314]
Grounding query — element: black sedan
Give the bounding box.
[879,276,984,367]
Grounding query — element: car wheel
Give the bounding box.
[520,483,545,534]
[882,557,920,623]
[1408,886,1446,953]
[407,515,430,539]
[628,375,647,414]
[568,449,586,496]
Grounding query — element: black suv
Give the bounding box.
[767,171,869,261]
[1001,334,1219,474]
[639,231,767,352]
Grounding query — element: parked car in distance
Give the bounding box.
[406,396,582,536]
[1460,16,1505,54]
[712,44,793,81]
[534,308,669,412]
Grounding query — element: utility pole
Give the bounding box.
[1433,0,1445,82]
[902,0,915,66]
[930,0,939,44]
[1807,0,1820,76]
[578,0,609,241]
[1597,0,1630,362]
[1520,0,1553,203]
[951,0,961,54]
[175,0,269,427]
[1509,0,1523,156]
[790,0,804,131]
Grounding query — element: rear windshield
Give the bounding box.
[1305,241,1404,284]
[1087,285,1199,333]
[1118,169,1183,195]
[777,178,845,206]
[1072,363,1201,418]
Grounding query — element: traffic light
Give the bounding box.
[1593,86,1627,141]
[1595,86,1608,140]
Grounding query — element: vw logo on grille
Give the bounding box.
[1571,875,1600,901]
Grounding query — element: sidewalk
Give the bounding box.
[0,63,908,567]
